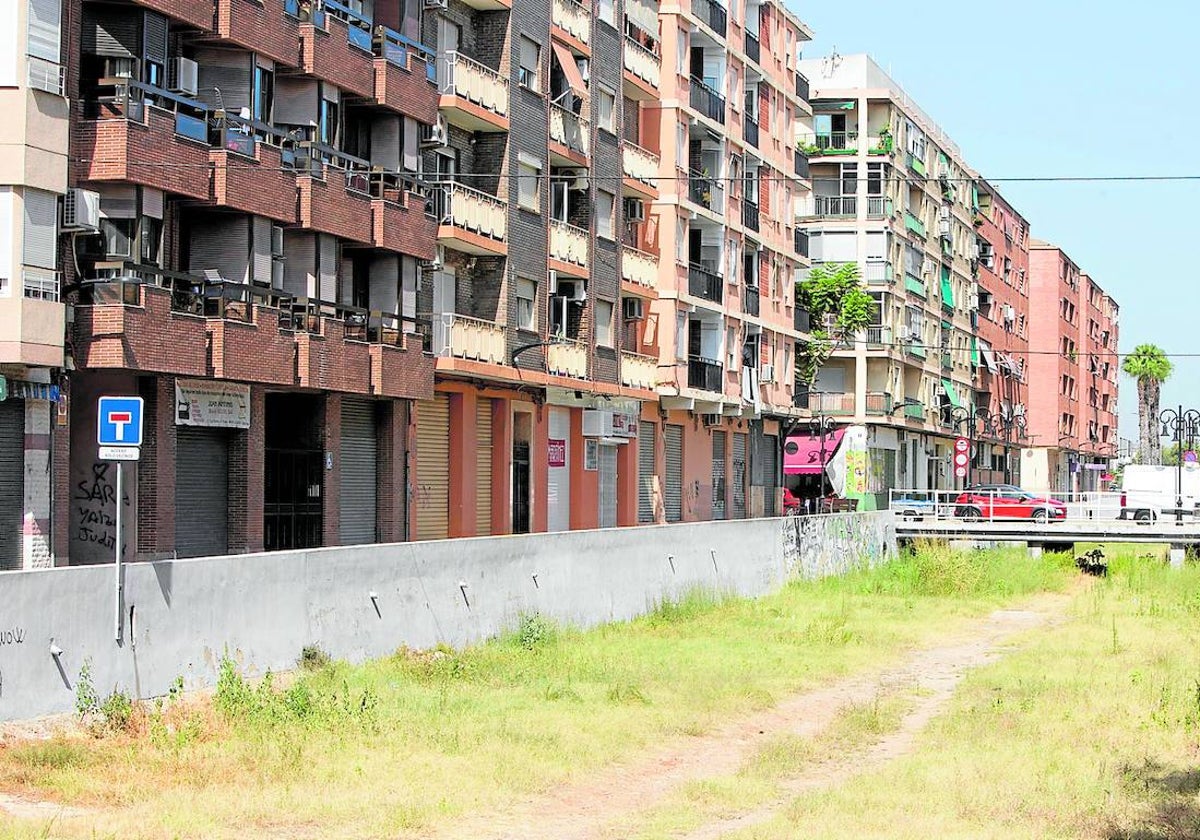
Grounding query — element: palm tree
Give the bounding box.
[1121,344,1172,464]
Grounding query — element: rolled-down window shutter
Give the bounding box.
[142,11,167,68]
[28,0,62,63]
[402,116,419,173]
[252,215,272,285]
[142,187,164,220]
[81,7,138,57]
[318,234,338,302]
[1,4,20,85]
[22,188,57,270]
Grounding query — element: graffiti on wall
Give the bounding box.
[781,511,897,580]
[72,461,132,562]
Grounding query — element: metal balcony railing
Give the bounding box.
[865,325,892,346]
[689,76,726,124]
[744,31,760,63]
[741,200,760,231]
[623,35,661,88]
[815,130,857,152]
[550,103,590,155]
[688,355,723,391]
[688,263,723,303]
[374,25,438,82]
[794,148,809,178]
[794,229,809,257]
[692,0,727,34]
[688,170,717,210]
[867,195,888,217]
[743,284,760,317]
[436,181,507,241]
[814,195,856,217]
[795,72,809,101]
[864,261,893,285]
[743,114,759,148]
[88,79,209,143]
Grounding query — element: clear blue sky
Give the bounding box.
[794,1,1200,442]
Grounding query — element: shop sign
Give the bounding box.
[175,379,251,429]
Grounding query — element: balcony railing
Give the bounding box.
[621,244,658,289]
[438,50,509,118]
[793,148,809,178]
[22,267,60,302]
[903,401,925,420]
[552,0,590,44]
[794,229,809,257]
[547,336,588,378]
[744,31,760,64]
[743,114,759,148]
[795,72,809,101]
[864,261,893,285]
[688,170,718,210]
[904,211,927,237]
[374,25,438,82]
[298,140,372,192]
[432,312,506,364]
[815,195,856,217]
[688,262,723,303]
[865,325,892,346]
[689,76,726,124]
[549,220,589,266]
[692,0,727,35]
[623,35,661,88]
[88,79,209,143]
[741,200,760,231]
[794,306,811,333]
[324,0,374,52]
[814,131,857,153]
[743,284,760,317]
[687,355,723,392]
[866,195,888,218]
[550,103,590,155]
[436,181,507,241]
[622,140,659,187]
[620,350,658,390]
[811,392,893,415]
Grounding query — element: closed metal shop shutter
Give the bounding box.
[598,444,618,528]
[415,395,450,540]
[637,421,656,523]
[339,398,378,545]
[732,432,747,519]
[762,434,779,516]
[0,401,24,570]
[475,398,493,536]
[664,423,683,523]
[175,427,229,559]
[712,430,726,520]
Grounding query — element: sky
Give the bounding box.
[792,0,1200,442]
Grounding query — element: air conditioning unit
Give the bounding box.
[938,205,951,220]
[420,116,448,148]
[622,297,644,320]
[939,218,951,238]
[623,196,645,222]
[61,188,100,232]
[701,413,723,428]
[562,169,588,191]
[921,258,936,276]
[1002,304,1016,322]
[968,293,979,310]
[760,363,774,382]
[168,57,199,96]
[557,278,586,301]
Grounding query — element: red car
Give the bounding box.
[953,484,1067,523]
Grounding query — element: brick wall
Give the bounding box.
[210,146,299,224]
[217,0,301,67]
[301,18,375,98]
[136,376,176,559]
[76,111,211,201]
[370,344,435,400]
[208,309,298,385]
[297,171,374,244]
[74,287,209,376]
[227,385,266,553]
[295,320,373,394]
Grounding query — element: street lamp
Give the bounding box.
[808,413,837,501]
[1159,406,1200,525]
[947,406,991,488]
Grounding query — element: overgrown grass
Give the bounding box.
[0,544,1070,839]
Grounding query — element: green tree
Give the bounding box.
[1121,344,1172,464]
[795,262,874,387]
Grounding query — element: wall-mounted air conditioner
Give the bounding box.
[61,188,100,232]
[623,196,645,222]
[168,57,199,96]
[760,363,774,382]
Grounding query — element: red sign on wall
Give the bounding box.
[548,438,567,468]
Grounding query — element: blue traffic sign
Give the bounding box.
[97,396,144,447]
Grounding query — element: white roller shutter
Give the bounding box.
[475,398,493,536]
[175,427,230,559]
[415,395,450,540]
[318,234,338,302]
[252,216,273,285]
[547,407,571,532]
[0,401,23,570]
[22,188,57,270]
[282,230,316,297]
[190,216,250,283]
[637,420,656,523]
[339,398,378,545]
[664,424,683,523]
[370,115,401,171]
[598,444,617,528]
[28,0,62,63]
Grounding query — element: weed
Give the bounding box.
[515,613,557,652]
[544,683,583,703]
[74,658,99,720]
[646,588,729,626]
[300,645,332,670]
[11,739,94,771]
[99,689,135,734]
[607,683,650,705]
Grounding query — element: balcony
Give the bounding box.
[811,131,857,155]
[904,211,926,238]
[743,285,760,317]
[296,148,374,244]
[620,351,658,390]
[744,31,760,64]
[687,355,723,392]
[79,81,211,201]
[549,104,590,158]
[552,0,590,45]
[549,220,589,269]
[814,195,856,217]
[903,401,926,421]
[208,117,300,224]
[2,271,63,366]
[906,151,926,177]
[794,229,809,258]
[202,281,307,386]
[689,77,726,124]
[743,115,759,148]
[300,10,375,99]
[622,141,659,191]
[438,51,510,132]
[370,173,438,260]
[688,170,719,211]
[432,313,506,365]
[941,351,953,371]
[864,261,893,286]
[373,27,439,123]
[866,196,890,219]
[621,244,659,291]
[688,263,722,303]
[692,0,727,36]
[795,72,809,101]
[741,201,760,232]
[370,314,435,399]
[904,274,926,298]
[865,325,892,347]
[547,337,588,378]
[810,392,893,416]
[215,0,300,66]
[794,306,811,333]
[435,182,507,254]
[794,148,809,178]
[290,299,377,394]
[623,36,661,95]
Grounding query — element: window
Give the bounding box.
[28,0,61,64]
[676,122,686,169]
[22,187,57,269]
[519,37,540,91]
[140,216,163,265]
[596,190,615,239]
[319,96,339,146]
[595,299,614,346]
[598,0,614,25]
[675,310,687,359]
[253,62,274,123]
[516,277,537,331]
[676,28,688,76]
[517,156,541,211]
[597,87,615,133]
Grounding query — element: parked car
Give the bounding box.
[953,484,1067,523]
[890,496,938,520]
[1119,464,1200,522]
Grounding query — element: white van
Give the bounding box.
[1119,464,1200,521]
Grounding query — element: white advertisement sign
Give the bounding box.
[175,379,251,429]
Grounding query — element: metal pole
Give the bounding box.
[818,417,827,500]
[1177,405,1184,526]
[114,461,123,643]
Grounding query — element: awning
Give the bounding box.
[941,378,964,409]
[813,99,856,110]
[783,428,846,475]
[551,41,587,96]
[979,340,998,374]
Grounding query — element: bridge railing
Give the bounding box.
[887,489,1130,525]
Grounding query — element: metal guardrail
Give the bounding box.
[688,262,722,303]
[886,489,1139,525]
[687,355,723,391]
[689,76,726,123]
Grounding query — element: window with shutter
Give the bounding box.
[27,0,61,64]
[21,188,57,270]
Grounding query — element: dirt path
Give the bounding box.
[432,593,1070,840]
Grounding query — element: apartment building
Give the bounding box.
[648,0,814,520]
[1026,240,1119,492]
[0,0,70,570]
[795,54,982,500]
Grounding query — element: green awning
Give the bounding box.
[941,378,963,409]
[813,99,856,110]
[970,336,980,367]
[940,269,954,307]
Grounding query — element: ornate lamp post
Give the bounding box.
[948,406,991,488]
[808,413,837,500]
[1159,406,1200,525]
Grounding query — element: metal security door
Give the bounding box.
[731,432,747,519]
[175,426,229,558]
[598,444,618,528]
[637,420,657,523]
[475,398,493,536]
[763,433,779,516]
[339,398,378,545]
[664,423,683,523]
[415,395,450,540]
[0,401,23,570]
[711,430,727,520]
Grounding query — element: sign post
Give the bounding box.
[97,396,144,643]
[954,436,970,485]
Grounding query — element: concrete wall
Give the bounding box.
[0,512,896,721]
